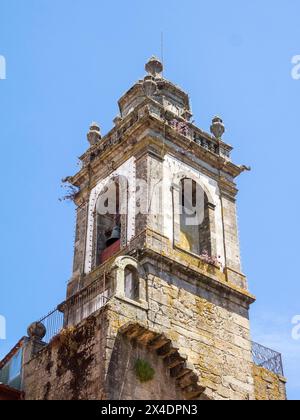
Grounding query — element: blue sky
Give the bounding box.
[0,0,299,399]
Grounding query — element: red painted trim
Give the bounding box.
[100,240,121,263]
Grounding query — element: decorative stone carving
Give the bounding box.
[145,56,163,78]
[27,322,46,340]
[113,116,122,126]
[143,76,157,97]
[210,116,225,139]
[112,256,147,304]
[87,122,102,146]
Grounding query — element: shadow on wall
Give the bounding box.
[105,334,183,401]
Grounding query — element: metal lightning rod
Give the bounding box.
[161,31,164,78]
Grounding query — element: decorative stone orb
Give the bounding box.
[210,116,225,139]
[87,121,102,146]
[27,322,46,340]
[145,56,163,78]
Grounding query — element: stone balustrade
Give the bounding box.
[81,100,232,167]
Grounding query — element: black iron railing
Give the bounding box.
[252,341,284,376]
[39,308,64,344]
[38,275,113,344]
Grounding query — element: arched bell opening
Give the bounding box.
[93,176,128,267]
[179,178,212,257]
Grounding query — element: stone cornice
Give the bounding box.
[72,228,255,307]
[72,135,241,206]
[141,229,255,307]
[69,99,247,189]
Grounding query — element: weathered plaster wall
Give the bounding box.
[253,365,287,401]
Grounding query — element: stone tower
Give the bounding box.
[18,57,287,401]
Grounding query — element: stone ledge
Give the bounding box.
[142,230,256,306]
[115,295,149,311]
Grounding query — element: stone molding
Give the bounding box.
[112,256,147,304]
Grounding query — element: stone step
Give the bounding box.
[178,371,198,389]
[127,326,149,340]
[148,335,170,351]
[170,362,189,379]
[119,323,137,335]
[183,384,206,400]
[164,353,186,369]
[119,322,206,400]
[156,342,179,359]
[136,331,158,346]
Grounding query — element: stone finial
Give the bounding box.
[210,116,225,139]
[145,56,163,78]
[87,122,101,146]
[27,322,46,340]
[143,76,157,97]
[113,116,122,126]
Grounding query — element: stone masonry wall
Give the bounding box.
[72,203,88,279]
[220,194,242,273]
[23,283,286,400]
[22,306,190,401]
[105,334,183,400]
[23,312,109,400]
[253,365,287,401]
[107,262,256,401]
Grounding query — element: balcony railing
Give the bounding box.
[39,309,64,344]
[251,341,284,376]
[38,274,113,344]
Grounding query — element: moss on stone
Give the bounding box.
[134,359,155,383]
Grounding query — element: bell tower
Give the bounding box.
[16,57,286,401]
[68,56,249,295]
[57,57,257,400]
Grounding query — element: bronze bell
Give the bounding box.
[106,225,121,247]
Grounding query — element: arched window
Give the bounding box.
[124,266,139,301]
[179,178,212,256]
[94,176,128,266]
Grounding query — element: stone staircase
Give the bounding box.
[119,322,206,400]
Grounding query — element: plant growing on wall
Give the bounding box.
[60,178,80,202]
[134,359,155,383]
[200,250,222,268]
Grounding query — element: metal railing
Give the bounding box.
[252,341,284,376]
[39,309,64,344]
[38,274,113,344]
[63,276,112,328]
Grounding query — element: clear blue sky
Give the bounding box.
[0,0,299,400]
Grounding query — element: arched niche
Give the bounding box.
[112,256,147,304]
